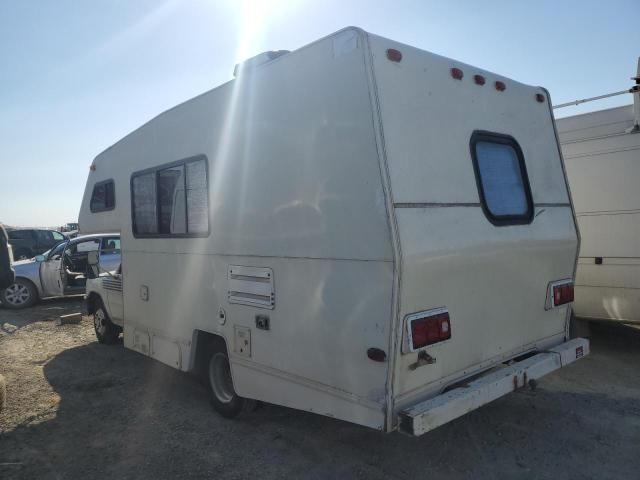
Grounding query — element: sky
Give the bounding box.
[0,0,638,227]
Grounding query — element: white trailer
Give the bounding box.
[556,59,640,325]
[79,27,587,435]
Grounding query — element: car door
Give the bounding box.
[39,241,67,297]
[63,238,101,294]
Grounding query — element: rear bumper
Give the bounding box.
[398,337,589,436]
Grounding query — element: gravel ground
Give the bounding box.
[0,298,639,479]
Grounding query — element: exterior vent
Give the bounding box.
[233,50,290,77]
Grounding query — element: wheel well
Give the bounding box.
[191,330,227,377]
[12,277,40,299]
[85,292,103,315]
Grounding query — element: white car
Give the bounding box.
[1,234,120,309]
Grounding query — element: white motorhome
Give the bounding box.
[79,27,588,435]
[556,61,640,326]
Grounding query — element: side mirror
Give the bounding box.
[34,255,45,262]
[87,251,100,279]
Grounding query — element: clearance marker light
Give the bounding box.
[386,48,402,62]
[474,74,486,85]
[451,68,464,80]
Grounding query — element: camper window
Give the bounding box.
[90,179,115,212]
[131,155,209,237]
[470,132,533,226]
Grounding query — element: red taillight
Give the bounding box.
[536,93,545,103]
[495,80,506,91]
[473,74,485,85]
[553,282,574,306]
[410,311,451,350]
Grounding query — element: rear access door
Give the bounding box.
[367,35,578,415]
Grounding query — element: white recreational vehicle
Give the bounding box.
[556,60,640,326]
[79,28,588,435]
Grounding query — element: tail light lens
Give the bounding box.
[407,309,451,351]
[546,280,574,310]
[553,283,574,306]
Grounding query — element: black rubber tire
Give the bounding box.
[208,351,256,418]
[1,278,38,309]
[93,300,120,344]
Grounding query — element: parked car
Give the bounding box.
[0,224,15,290]
[7,228,67,260]
[0,233,120,309]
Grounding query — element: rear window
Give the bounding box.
[90,180,116,212]
[470,132,533,225]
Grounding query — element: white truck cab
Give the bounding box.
[85,262,124,344]
[78,28,588,435]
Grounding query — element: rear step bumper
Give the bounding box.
[398,338,589,436]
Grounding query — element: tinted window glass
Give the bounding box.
[471,133,532,225]
[36,230,53,243]
[158,165,186,234]
[48,241,67,259]
[8,230,30,240]
[90,180,115,212]
[186,161,208,234]
[132,173,157,234]
[131,156,208,237]
[101,238,121,254]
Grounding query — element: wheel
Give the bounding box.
[14,249,31,260]
[1,279,38,309]
[208,351,256,418]
[93,300,120,344]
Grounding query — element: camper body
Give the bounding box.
[79,28,587,435]
[557,104,640,324]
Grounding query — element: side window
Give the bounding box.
[48,242,67,260]
[470,132,533,226]
[132,173,157,234]
[90,180,116,212]
[101,238,121,255]
[8,230,29,240]
[36,230,53,243]
[131,156,209,237]
[52,232,65,241]
[157,165,186,234]
[73,240,100,253]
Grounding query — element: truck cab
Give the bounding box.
[85,263,124,344]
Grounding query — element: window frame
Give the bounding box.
[130,154,210,238]
[469,131,534,226]
[90,179,116,213]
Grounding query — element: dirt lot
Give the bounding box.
[0,299,639,480]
